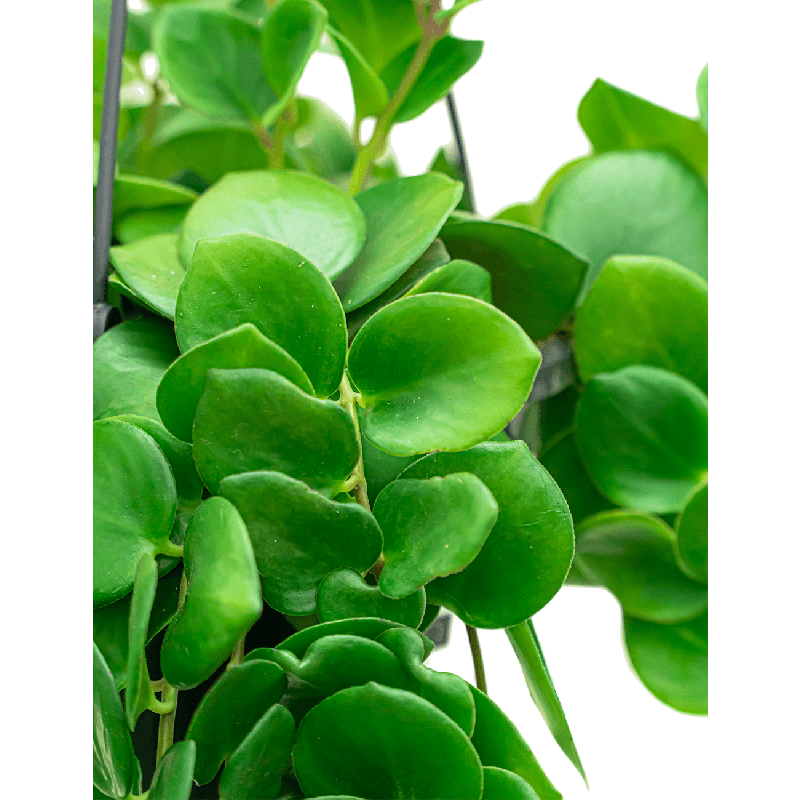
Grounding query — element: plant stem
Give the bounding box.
[466,624,487,693]
[228,635,246,668]
[155,572,186,762]
[338,374,370,510]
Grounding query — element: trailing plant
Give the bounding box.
[93,1,708,798]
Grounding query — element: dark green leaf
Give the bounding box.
[697,64,708,132]
[405,258,491,302]
[482,767,542,800]
[360,431,420,504]
[147,741,196,800]
[675,482,708,582]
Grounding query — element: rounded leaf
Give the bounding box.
[675,482,708,582]
[113,174,197,219]
[482,767,541,800]
[405,258,492,302]
[148,741,196,800]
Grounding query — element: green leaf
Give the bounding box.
[124,555,159,730]
[697,64,708,132]
[333,175,463,312]
[317,568,425,627]
[482,767,542,800]
[109,234,184,320]
[220,704,295,800]
[575,510,707,622]
[157,324,313,442]
[153,6,278,122]
[219,471,382,615]
[349,294,540,456]
[361,431,420,504]
[93,420,177,606]
[175,233,347,396]
[506,620,586,784]
[327,27,389,120]
[574,255,708,392]
[576,365,708,513]
[675,482,708,582]
[293,683,483,800]
[469,685,561,800]
[578,78,707,177]
[113,174,197,219]
[373,474,498,599]
[624,611,708,714]
[402,442,574,628]
[93,318,179,422]
[404,258,492,302]
[93,643,139,799]
[178,170,365,279]
[193,369,359,494]
[427,144,472,211]
[115,206,189,245]
[161,497,262,688]
[381,36,484,123]
[285,96,357,177]
[147,741,196,800]
[186,660,288,785]
[542,150,708,301]
[439,219,589,342]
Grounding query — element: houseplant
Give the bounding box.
[93,1,708,797]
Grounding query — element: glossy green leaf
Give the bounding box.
[574,255,708,391]
[482,767,541,800]
[427,144,472,211]
[542,150,708,301]
[439,219,589,342]
[193,370,358,493]
[115,206,189,245]
[675,482,708,583]
[93,420,177,606]
[334,175,463,311]
[578,78,707,177]
[317,568,425,627]
[113,174,197,219]
[697,64,708,132]
[186,660,288,785]
[220,704,295,800]
[468,685,562,800]
[328,27,388,120]
[293,683,483,800]
[361,427,420,504]
[506,620,586,784]
[161,497,262,688]
[405,258,491,301]
[154,6,277,121]
[420,602,441,633]
[93,318,179,422]
[108,234,184,320]
[349,294,540,455]
[178,171,365,279]
[124,555,159,730]
[285,96,357,177]
[381,36,484,123]
[575,510,707,622]
[402,442,574,628]
[576,365,708,513]
[373,474,498,599]
[624,611,708,714]
[175,233,346,396]
[147,741,195,800]
[219,471,382,615]
[93,643,139,799]
[157,324,313,442]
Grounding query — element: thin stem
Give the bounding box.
[268,102,296,169]
[338,374,370,510]
[228,635,246,669]
[466,624,487,694]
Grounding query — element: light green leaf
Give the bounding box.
[327,27,389,120]
[404,258,491,302]
[675,482,708,583]
[697,64,708,132]
[113,174,197,219]
[482,767,542,800]
[285,97,357,177]
[115,206,189,245]
[147,741,196,800]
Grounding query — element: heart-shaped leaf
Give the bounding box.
[373,474,498,599]
[161,497,262,688]
[193,369,359,493]
[147,741,196,800]
[482,767,541,800]
[349,294,540,456]
[93,420,178,606]
[293,683,483,799]
[333,175,463,312]
[542,150,708,300]
[439,219,589,342]
[578,78,707,177]
[468,685,562,800]
[175,233,346,396]
[405,258,491,302]
[94,643,140,799]
[697,64,708,132]
[186,660,288,785]
[576,365,708,513]
[219,704,295,800]
[402,442,574,628]
[109,234,184,320]
[157,324,313,442]
[115,206,189,245]
[575,510,708,622]
[675,482,708,583]
[624,611,708,714]
[178,171,365,279]
[219,471,382,615]
[574,255,708,391]
[94,318,179,422]
[317,568,425,627]
[327,27,388,120]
